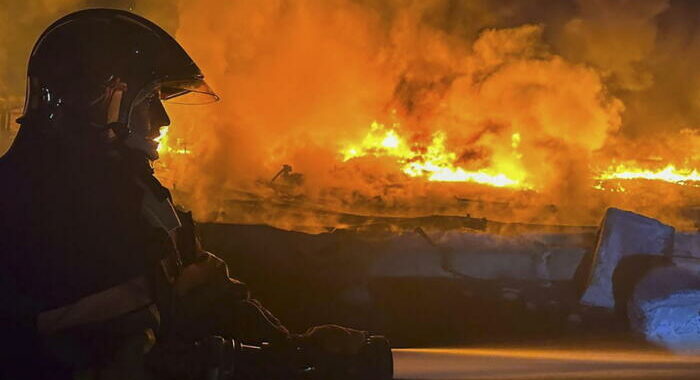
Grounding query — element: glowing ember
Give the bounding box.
[597,164,700,185]
[342,121,527,188]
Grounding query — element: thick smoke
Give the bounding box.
[167,0,668,228]
[1,0,698,230]
[0,1,81,95]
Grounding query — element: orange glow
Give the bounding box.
[156,126,191,155]
[342,121,529,188]
[396,347,700,364]
[155,126,169,154]
[154,2,700,229]
[342,122,699,192]
[597,164,700,186]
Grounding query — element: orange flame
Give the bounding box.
[342,121,529,188]
[597,164,700,185]
[342,123,700,192]
[156,126,192,155]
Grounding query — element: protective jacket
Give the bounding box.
[0,120,290,379]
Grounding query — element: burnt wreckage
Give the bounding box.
[195,207,700,350]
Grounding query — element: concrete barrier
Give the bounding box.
[580,208,674,309]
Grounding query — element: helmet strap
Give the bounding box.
[92,78,130,142]
[106,79,127,124]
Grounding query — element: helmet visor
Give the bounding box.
[160,78,220,105]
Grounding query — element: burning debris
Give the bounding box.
[1,1,699,230]
[155,1,699,230]
[3,3,700,379]
[341,121,527,188]
[596,164,700,186]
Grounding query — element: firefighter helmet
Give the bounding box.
[16,8,218,156]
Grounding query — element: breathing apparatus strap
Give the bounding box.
[105,80,126,124]
[86,77,132,140]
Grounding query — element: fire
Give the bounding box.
[596,164,700,186]
[342,123,700,192]
[156,126,191,155]
[342,121,528,188]
[144,2,700,229]
[155,126,169,154]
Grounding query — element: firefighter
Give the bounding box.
[0,9,368,379]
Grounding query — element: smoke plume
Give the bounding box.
[1,0,699,230]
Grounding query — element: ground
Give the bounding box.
[393,344,700,379]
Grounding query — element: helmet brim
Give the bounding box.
[161,79,220,105]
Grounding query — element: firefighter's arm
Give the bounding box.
[174,251,246,296]
[36,276,153,334]
[172,208,249,297]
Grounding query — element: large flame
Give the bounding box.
[342,123,700,192]
[342,121,528,188]
[132,1,700,229]
[597,164,700,186]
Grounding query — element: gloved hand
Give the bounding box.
[175,251,229,295]
[300,324,368,355]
